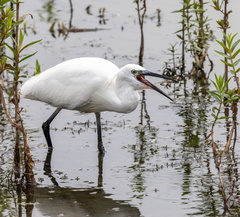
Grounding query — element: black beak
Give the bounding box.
[137,70,177,101]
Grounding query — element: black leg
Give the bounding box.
[97,152,104,187]
[43,148,59,187]
[95,112,105,154]
[42,108,62,148]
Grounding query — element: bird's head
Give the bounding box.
[119,64,177,101]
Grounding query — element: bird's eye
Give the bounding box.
[131,70,137,75]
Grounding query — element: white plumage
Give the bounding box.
[22,57,175,153]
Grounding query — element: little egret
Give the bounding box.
[21,57,176,153]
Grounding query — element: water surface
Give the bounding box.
[1,0,240,216]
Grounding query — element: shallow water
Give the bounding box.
[1,0,240,216]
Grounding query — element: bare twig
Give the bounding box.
[135,0,147,65]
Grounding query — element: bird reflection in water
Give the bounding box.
[31,150,141,217]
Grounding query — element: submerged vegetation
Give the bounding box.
[0,0,240,216]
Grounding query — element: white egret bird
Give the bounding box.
[21,57,176,153]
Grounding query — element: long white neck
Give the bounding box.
[88,75,140,113]
[87,68,141,114]
[112,74,140,113]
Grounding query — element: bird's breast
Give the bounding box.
[98,88,140,113]
[76,88,140,114]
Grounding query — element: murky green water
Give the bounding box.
[1,0,240,216]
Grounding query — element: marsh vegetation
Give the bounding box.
[1,0,240,216]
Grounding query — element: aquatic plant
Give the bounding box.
[133,0,147,66]
[212,0,231,82]
[208,1,240,213]
[163,43,183,77]
[0,0,40,184]
[208,33,240,212]
[173,0,212,75]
